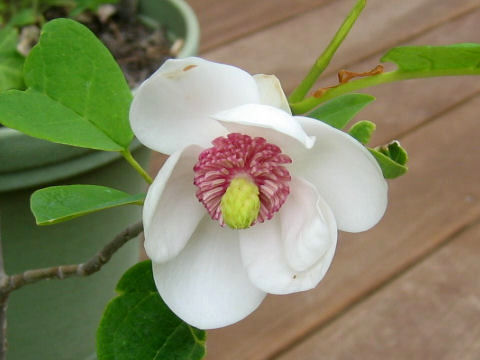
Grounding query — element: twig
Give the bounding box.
[2,221,143,293]
[0,218,143,359]
[0,294,7,360]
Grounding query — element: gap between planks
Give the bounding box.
[318,3,480,81]
[205,90,480,360]
[267,91,480,358]
[192,0,336,53]
[272,216,480,359]
[202,0,480,95]
[203,3,480,357]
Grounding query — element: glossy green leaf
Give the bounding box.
[0,89,125,150]
[97,261,207,360]
[369,141,408,179]
[31,185,145,225]
[381,43,480,73]
[0,18,133,150]
[349,120,376,144]
[0,26,24,91]
[307,93,375,129]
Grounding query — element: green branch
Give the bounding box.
[290,68,480,114]
[288,0,366,103]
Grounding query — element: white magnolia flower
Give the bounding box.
[130,57,388,329]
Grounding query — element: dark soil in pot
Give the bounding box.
[43,4,175,87]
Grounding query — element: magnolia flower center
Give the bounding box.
[193,133,292,229]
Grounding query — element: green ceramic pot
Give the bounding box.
[0,1,199,359]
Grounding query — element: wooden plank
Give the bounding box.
[151,1,480,172]
[203,0,480,94]
[277,221,480,360]
[322,7,480,146]
[205,91,480,360]
[146,1,480,358]
[188,0,330,52]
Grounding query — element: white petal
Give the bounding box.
[253,74,291,114]
[213,104,315,158]
[130,57,260,154]
[144,145,205,263]
[152,218,266,329]
[294,116,388,233]
[239,177,337,294]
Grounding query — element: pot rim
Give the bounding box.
[0,0,200,192]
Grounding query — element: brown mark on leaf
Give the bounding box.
[313,64,384,98]
[183,64,198,71]
[293,274,297,279]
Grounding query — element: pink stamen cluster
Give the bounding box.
[194,133,292,226]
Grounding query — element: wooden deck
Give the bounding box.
[153,0,480,358]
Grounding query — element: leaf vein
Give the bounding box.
[152,322,186,360]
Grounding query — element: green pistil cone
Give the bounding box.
[221,177,260,229]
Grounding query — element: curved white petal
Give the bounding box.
[294,116,388,233]
[253,74,291,114]
[130,57,260,154]
[152,218,266,329]
[213,104,315,158]
[144,145,205,263]
[239,177,337,294]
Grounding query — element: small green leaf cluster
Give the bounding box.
[307,93,408,179]
[368,141,408,179]
[97,261,207,360]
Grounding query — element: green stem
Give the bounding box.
[121,150,153,184]
[288,0,366,103]
[290,68,480,114]
[32,0,39,18]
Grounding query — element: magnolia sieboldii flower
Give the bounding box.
[130,57,388,329]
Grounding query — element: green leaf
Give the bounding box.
[379,140,408,166]
[381,43,480,73]
[369,141,408,179]
[0,26,18,52]
[31,185,145,225]
[0,26,25,91]
[7,8,37,27]
[349,120,376,144]
[307,93,375,129]
[0,18,133,150]
[0,89,125,150]
[97,261,207,360]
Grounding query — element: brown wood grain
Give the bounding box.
[146,1,480,359]
[202,0,480,94]
[277,221,480,360]
[205,92,480,360]
[320,7,480,147]
[187,0,331,52]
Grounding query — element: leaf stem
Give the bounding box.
[290,68,480,114]
[121,150,153,184]
[288,0,366,103]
